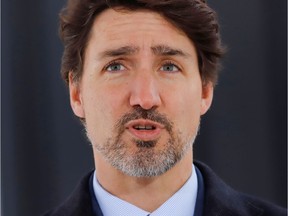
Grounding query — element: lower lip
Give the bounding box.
[127,127,162,141]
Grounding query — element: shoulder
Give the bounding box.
[41,171,95,216]
[194,161,287,216]
[240,193,287,216]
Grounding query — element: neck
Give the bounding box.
[94,149,193,212]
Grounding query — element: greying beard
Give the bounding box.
[90,128,197,178]
[110,134,196,177]
[87,106,199,177]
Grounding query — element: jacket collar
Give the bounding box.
[194,161,264,216]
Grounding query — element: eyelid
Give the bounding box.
[160,60,182,72]
[103,60,126,72]
[102,59,182,73]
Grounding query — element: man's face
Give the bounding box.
[69,9,213,177]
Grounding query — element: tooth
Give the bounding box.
[145,126,153,130]
[137,125,145,130]
[133,125,155,130]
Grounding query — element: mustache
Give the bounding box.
[116,106,173,133]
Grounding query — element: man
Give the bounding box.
[44,0,286,215]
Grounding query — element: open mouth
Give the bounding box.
[133,125,157,130]
[126,119,164,140]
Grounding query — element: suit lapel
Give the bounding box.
[194,166,205,216]
[88,172,104,216]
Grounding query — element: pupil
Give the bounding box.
[112,65,120,70]
[165,65,172,71]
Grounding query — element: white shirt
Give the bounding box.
[93,165,198,216]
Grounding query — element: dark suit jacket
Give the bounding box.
[43,161,287,216]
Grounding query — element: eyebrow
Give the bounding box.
[98,44,190,59]
[99,46,139,59]
[151,45,190,57]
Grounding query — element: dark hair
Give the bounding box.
[59,0,225,86]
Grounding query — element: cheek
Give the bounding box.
[179,98,201,126]
[83,87,126,134]
[82,92,112,141]
[165,85,202,132]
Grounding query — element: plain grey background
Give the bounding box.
[2,0,287,215]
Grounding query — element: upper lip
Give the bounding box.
[125,119,165,130]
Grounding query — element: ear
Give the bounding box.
[69,72,85,118]
[200,82,214,115]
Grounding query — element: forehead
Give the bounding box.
[87,8,194,52]
[92,8,185,35]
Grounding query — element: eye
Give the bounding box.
[160,62,180,73]
[105,61,126,72]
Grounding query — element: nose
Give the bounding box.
[129,74,161,110]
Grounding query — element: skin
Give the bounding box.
[69,9,213,212]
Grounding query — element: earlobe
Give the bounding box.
[69,72,85,118]
[200,82,214,115]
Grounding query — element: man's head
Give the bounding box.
[59,0,224,86]
[59,0,224,177]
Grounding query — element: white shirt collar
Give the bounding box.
[93,165,198,216]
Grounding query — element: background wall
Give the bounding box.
[2,0,287,215]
